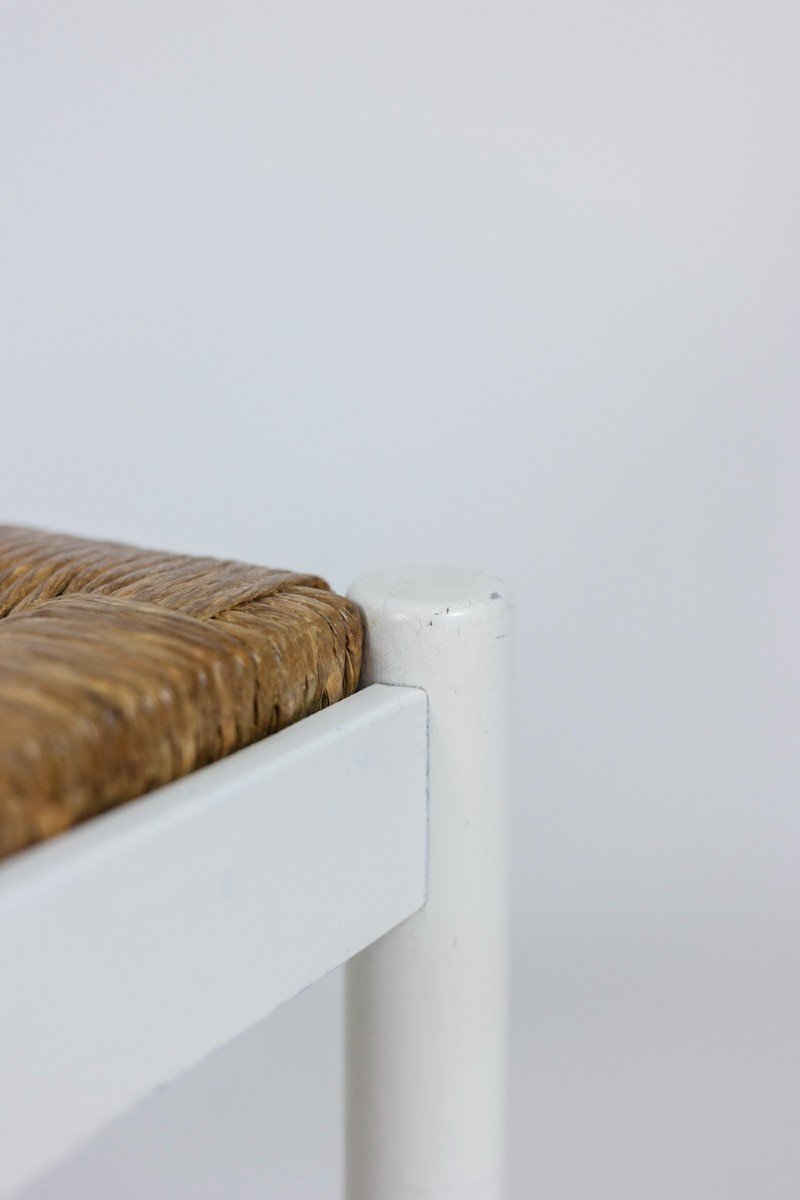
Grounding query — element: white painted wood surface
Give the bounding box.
[346,570,512,1200]
[0,684,428,1198]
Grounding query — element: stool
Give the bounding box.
[0,527,512,1200]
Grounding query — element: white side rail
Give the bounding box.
[0,684,428,1197]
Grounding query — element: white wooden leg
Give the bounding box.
[345,569,512,1200]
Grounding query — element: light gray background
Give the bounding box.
[1,2,798,1197]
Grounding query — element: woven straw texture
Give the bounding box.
[0,526,362,859]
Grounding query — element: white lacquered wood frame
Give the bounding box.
[0,568,511,1200]
[346,569,512,1200]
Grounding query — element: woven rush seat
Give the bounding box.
[0,526,363,859]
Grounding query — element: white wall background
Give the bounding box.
[1,2,798,1197]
